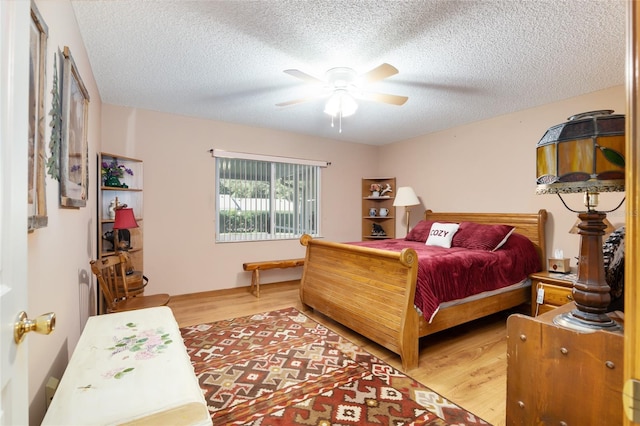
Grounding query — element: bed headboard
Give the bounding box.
[423,209,548,268]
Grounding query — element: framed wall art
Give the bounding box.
[60,45,90,208]
[28,1,49,230]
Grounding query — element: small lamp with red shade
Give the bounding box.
[113,205,139,273]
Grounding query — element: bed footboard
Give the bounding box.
[299,234,420,370]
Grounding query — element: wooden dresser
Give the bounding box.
[506,303,624,425]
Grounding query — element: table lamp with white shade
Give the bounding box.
[393,186,420,235]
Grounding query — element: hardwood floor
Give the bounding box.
[169,280,517,426]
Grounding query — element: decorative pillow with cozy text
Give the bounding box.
[425,222,460,248]
[452,222,515,251]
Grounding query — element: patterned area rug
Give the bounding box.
[180,307,489,425]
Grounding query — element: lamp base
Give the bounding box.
[553,309,622,333]
[405,209,411,236]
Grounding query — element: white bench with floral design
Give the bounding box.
[42,306,211,426]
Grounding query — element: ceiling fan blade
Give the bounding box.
[276,96,317,107]
[360,63,399,83]
[283,69,324,84]
[359,92,408,106]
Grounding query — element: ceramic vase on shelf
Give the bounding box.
[371,191,380,197]
[104,175,121,187]
[108,200,116,219]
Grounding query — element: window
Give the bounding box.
[214,150,326,242]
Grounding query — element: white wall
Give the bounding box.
[380,85,626,265]
[101,105,379,295]
[27,1,101,424]
[102,86,627,298]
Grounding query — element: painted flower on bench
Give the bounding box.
[103,367,135,380]
[108,326,173,359]
[103,323,174,379]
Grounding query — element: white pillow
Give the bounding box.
[425,222,460,248]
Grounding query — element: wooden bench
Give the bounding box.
[242,258,305,298]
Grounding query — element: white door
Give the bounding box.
[0,1,31,425]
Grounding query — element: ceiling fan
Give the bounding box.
[276,63,408,132]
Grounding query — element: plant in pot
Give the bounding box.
[101,159,133,187]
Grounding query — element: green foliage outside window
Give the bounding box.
[219,211,302,234]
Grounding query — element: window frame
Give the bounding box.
[213,150,327,243]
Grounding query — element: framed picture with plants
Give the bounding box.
[60,46,90,208]
[28,1,49,229]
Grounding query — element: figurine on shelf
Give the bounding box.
[102,229,131,251]
[102,230,115,251]
[371,223,386,236]
[370,183,382,197]
[380,183,393,197]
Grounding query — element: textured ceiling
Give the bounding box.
[71,0,626,145]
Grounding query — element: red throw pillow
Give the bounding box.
[452,222,515,251]
[405,220,436,242]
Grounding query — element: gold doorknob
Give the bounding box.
[14,311,55,344]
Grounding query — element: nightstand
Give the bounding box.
[529,271,575,316]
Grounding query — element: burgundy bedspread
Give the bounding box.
[350,233,541,322]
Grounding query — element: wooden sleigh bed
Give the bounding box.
[299,210,547,370]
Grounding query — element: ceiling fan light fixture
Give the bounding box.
[324,89,358,118]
